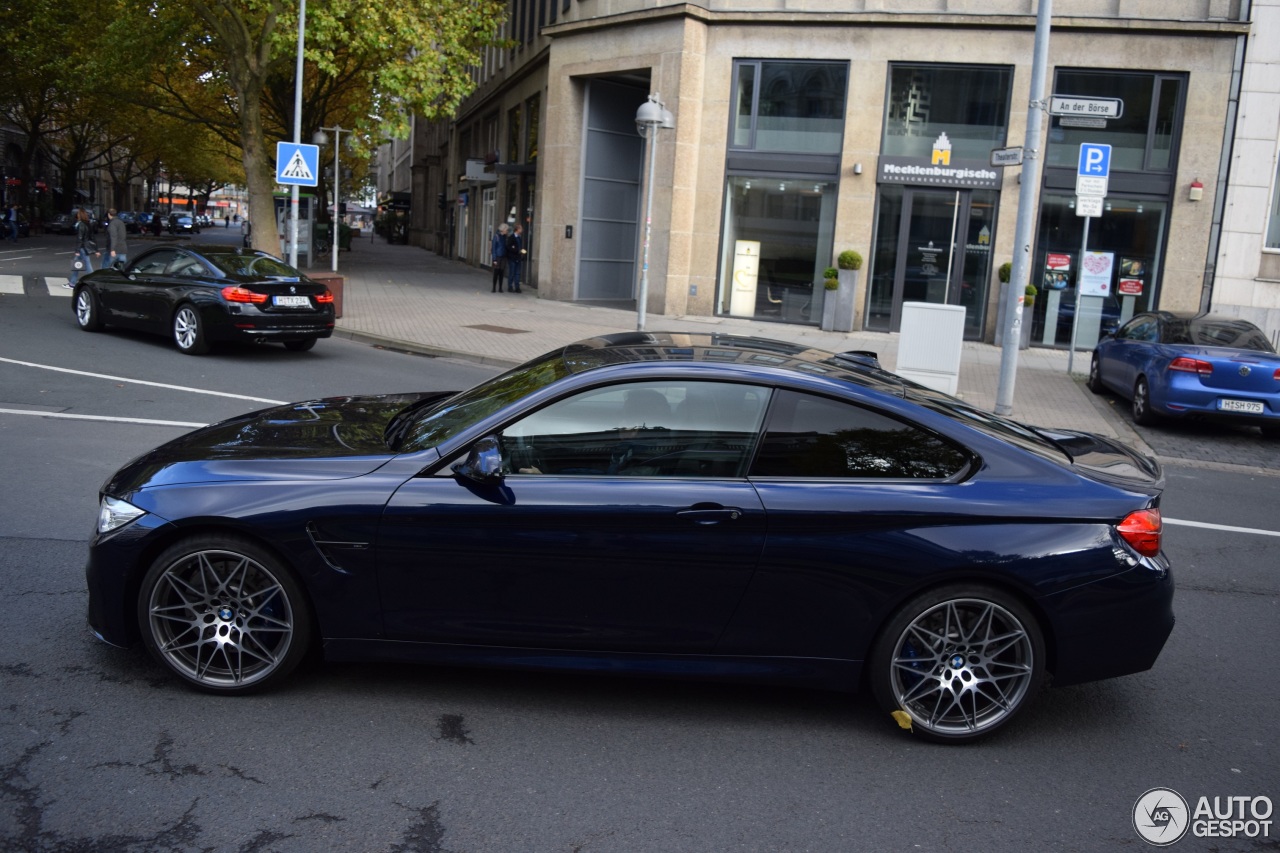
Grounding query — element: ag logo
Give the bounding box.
[1134,787,1190,846]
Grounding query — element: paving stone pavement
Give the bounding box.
[319,233,1177,459]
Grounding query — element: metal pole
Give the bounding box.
[637,123,657,332]
[1067,214,1091,374]
[994,0,1053,416]
[331,127,340,272]
[289,0,306,268]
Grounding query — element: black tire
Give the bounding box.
[172,303,210,355]
[869,584,1045,744]
[1132,376,1159,426]
[283,338,317,352]
[1086,353,1105,394]
[137,535,313,695]
[74,287,103,332]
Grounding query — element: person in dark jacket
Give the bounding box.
[67,209,100,288]
[103,209,129,268]
[490,224,510,293]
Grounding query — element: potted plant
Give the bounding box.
[830,250,863,332]
[820,267,840,331]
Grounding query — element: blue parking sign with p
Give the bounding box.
[1078,143,1112,178]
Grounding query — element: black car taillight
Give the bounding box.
[1117,508,1161,558]
[221,286,268,304]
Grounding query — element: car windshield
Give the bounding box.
[202,253,300,278]
[396,349,572,452]
[1169,318,1277,352]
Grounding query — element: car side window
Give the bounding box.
[1121,318,1157,342]
[749,389,969,479]
[500,381,769,477]
[167,255,208,278]
[131,250,180,276]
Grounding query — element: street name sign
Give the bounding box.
[1050,96,1124,119]
[990,146,1024,167]
[277,142,320,187]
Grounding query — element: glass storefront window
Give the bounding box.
[882,65,1012,161]
[1030,194,1167,350]
[1046,72,1184,172]
[718,177,837,324]
[1267,150,1280,250]
[730,61,848,154]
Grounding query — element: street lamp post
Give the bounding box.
[633,93,675,332]
[313,125,346,272]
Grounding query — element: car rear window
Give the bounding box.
[1175,318,1276,352]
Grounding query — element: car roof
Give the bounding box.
[552,332,906,394]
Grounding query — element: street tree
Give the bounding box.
[108,0,507,253]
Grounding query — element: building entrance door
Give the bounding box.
[867,187,995,339]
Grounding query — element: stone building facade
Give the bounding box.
[403,0,1252,348]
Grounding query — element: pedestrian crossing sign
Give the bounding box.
[276,141,320,187]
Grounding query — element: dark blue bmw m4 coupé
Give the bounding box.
[87,333,1173,743]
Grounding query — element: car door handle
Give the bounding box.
[676,507,743,525]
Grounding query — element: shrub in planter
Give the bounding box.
[837,250,863,271]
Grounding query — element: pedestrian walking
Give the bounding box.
[67,209,99,288]
[103,209,129,269]
[507,224,526,293]
[490,223,510,293]
[4,205,18,242]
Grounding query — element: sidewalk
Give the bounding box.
[318,231,1142,445]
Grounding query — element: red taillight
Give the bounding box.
[221,286,268,303]
[1168,356,1212,376]
[315,290,334,304]
[1117,508,1162,558]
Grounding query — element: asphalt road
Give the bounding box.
[1,233,1277,851]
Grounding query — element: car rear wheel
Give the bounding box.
[869,585,1044,743]
[138,535,312,694]
[74,288,103,332]
[173,304,209,355]
[1087,354,1105,394]
[1132,376,1159,425]
[283,338,317,352]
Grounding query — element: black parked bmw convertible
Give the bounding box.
[86,333,1174,742]
[71,244,335,354]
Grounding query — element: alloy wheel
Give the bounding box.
[145,548,297,689]
[885,597,1037,739]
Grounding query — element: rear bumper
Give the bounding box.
[1044,557,1174,687]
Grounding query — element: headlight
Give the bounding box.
[98,495,146,534]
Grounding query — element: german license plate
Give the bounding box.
[1218,399,1264,414]
[273,295,310,308]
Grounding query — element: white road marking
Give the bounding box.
[45,277,72,296]
[0,356,286,404]
[1165,517,1280,539]
[0,408,204,428]
[0,275,23,294]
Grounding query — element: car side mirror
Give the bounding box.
[452,436,504,485]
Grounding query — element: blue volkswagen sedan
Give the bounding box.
[86,333,1173,743]
[1089,312,1280,436]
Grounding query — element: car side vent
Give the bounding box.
[305,521,370,573]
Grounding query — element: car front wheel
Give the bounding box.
[173,304,209,355]
[1132,376,1159,425]
[869,585,1044,743]
[138,535,312,694]
[74,287,103,331]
